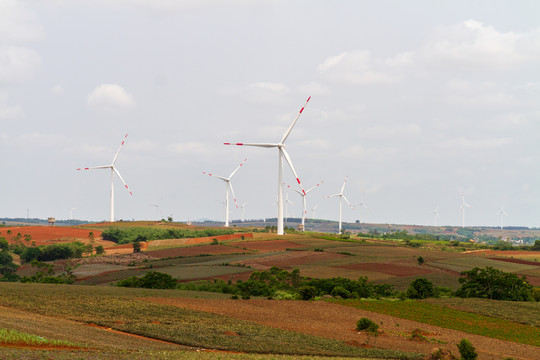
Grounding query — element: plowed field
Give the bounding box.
[144,297,540,360]
[334,263,434,277]
[0,226,103,246]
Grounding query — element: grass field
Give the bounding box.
[0,283,419,359]
[331,298,540,346]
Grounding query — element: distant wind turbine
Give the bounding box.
[327,176,354,234]
[70,208,77,220]
[498,202,508,230]
[240,203,247,222]
[433,206,440,226]
[224,97,311,235]
[460,195,471,228]
[286,180,324,231]
[203,158,247,227]
[77,134,132,222]
[311,205,318,219]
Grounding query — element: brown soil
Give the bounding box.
[232,240,305,252]
[1,226,103,246]
[489,257,540,266]
[142,297,539,360]
[335,263,434,277]
[236,251,346,270]
[147,244,248,258]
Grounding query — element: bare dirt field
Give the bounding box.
[236,251,347,270]
[147,244,248,258]
[0,226,104,246]
[144,297,539,360]
[334,263,435,277]
[230,240,305,252]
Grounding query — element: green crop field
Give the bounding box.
[0,283,419,360]
[330,298,540,346]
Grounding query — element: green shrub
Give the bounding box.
[457,339,477,360]
[456,267,533,301]
[298,285,317,300]
[117,271,177,289]
[406,278,435,299]
[356,317,379,333]
[331,286,351,299]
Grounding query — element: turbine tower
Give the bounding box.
[498,202,508,230]
[203,158,247,227]
[286,180,324,231]
[311,205,318,219]
[433,206,440,226]
[240,203,247,222]
[77,134,132,222]
[327,176,354,234]
[224,97,311,235]
[459,195,471,228]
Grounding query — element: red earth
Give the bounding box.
[334,263,434,277]
[232,239,305,252]
[236,251,347,270]
[147,244,251,258]
[0,226,102,246]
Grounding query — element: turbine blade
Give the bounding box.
[228,182,238,208]
[224,142,278,148]
[340,176,349,194]
[77,165,111,170]
[202,172,228,181]
[112,133,128,165]
[229,158,247,179]
[305,180,324,194]
[281,148,306,195]
[113,167,132,195]
[280,96,311,144]
[342,195,353,207]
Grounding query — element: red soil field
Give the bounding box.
[144,297,539,360]
[231,240,305,252]
[147,244,250,258]
[334,263,434,277]
[0,226,102,246]
[237,251,346,270]
[489,257,539,266]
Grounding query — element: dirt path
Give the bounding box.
[143,297,539,360]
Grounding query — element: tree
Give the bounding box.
[0,237,8,250]
[0,250,19,281]
[457,339,477,360]
[406,278,435,299]
[456,267,533,301]
[417,256,424,265]
[95,245,105,255]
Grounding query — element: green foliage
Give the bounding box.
[101,226,234,244]
[532,287,540,302]
[95,245,105,255]
[116,271,177,289]
[20,242,86,263]
[417,256,424,265]
[457,339,477,360]
[305,276,374,299]
[19,260,75,284]
[356,317,379,333]
[406,278,435,299]
[0,237,8,250]
[331,286,351,298]
[456,267,533,301]
[298,285,317,300]
[0,250,19,281]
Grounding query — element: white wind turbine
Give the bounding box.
[77,134,132,222]
[286,180,324,231]
[203,158,247,227]
[284,190,294,224]
[460,195,471,228]
[498,202,508,230]
[433,206,440,226]
[311,205,318,219]
[327,176,354,234]
[225,97,311,235]
[240,203,247,222]
[70,208,77,220]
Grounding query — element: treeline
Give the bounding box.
[101,227,235,244]
[19,242,91,263]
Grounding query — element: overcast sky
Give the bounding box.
[1,0,539,227]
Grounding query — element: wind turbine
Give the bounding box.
[224,97,311,235]
[286,180,324,231]
[203,158,247,227]
[311,205,318,219]
[498,202,508,230]
[77,134,132,222]
[284,190,294,224]
[327,176,354,234]
[240,203,247,222]
[433,206,440,226]
[459,195,471,228]
[70,208,77,220]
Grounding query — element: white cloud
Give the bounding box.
[86,84,135,112]
[297,82,329,96]
[340,144,398,160]
[0,46,41,84]
[318,51,400,85]
[423,20,540,68]
[0,104,24,120]
[437,137,513,150]
[51,85,64,95]
[168,141,211,155]
[222,81,290,104]
[0,0,43,43]
[443,79,518,108]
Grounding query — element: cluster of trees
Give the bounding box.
[101,227,235,244]
[19,242,91,263]
[116,271,177,289]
